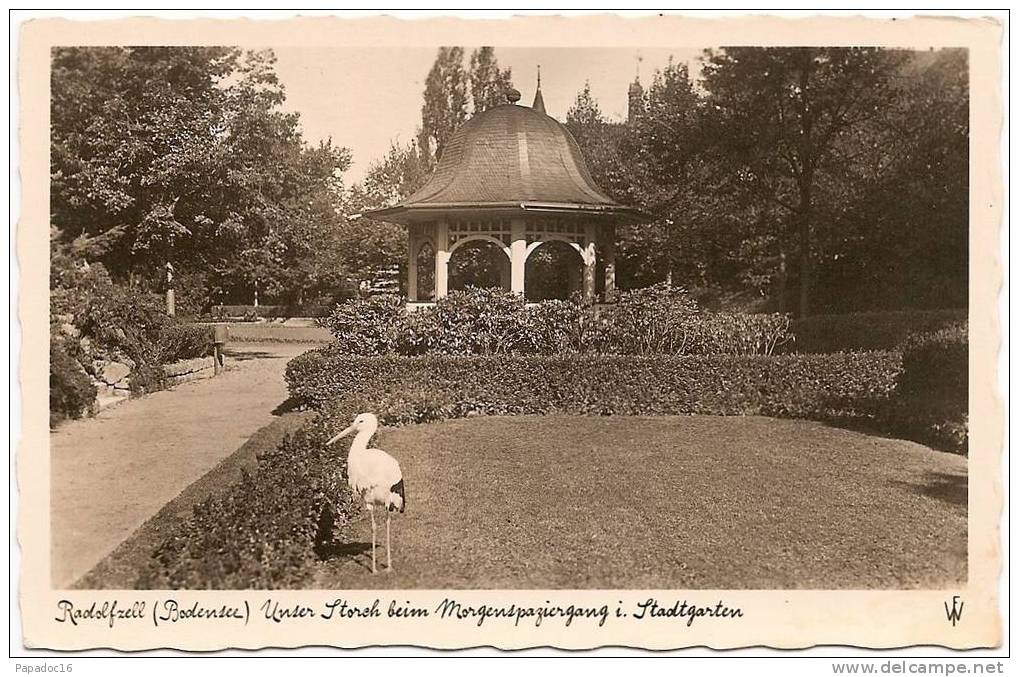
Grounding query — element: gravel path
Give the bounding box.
[49,343,315,588]
[313,415,967,589]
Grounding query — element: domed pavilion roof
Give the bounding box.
[366,90,644,223]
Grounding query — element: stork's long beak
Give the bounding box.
[326,425,356,445]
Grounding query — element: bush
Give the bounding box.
[422,288,530,355]
[49,339,97,427]
[885,323,968,452]
[598,283,700,354]
[75,281,172,368]
[286,350,902,420]
[788,309,967,353]
[210,304,334,320]
[523,297,603,354]
[138,413,359,589]
[156,323,214,363]
[320,287,791,357]
[321,294,409,356]
[688,312,791,356]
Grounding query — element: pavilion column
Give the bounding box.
[510,218,526,296]
[583,224,597,301]
[603,223,617,302]
[499,253,512,291]
[407,225,418,302]
[435,220,449,299]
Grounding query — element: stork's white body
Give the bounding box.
[347,440,404,512]
[327,413,404,573]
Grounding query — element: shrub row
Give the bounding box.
[210,304,333,320]
[138,411,359,589]
[322,286,792,357]
[788,309,967,353]
[286,350,902,421]
[288,340,966,452]
[887,323,968,452]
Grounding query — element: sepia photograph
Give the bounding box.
[14,10,1003,655]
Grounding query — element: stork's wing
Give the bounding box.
[365,448,403,488]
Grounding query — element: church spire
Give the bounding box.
[628,54,645,121]
[532,64,546,114]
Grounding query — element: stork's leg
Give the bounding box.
[386,511,393,572]
[369,506,377,574]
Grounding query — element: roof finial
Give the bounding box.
[532,65,546,114]
[635,53,643,82]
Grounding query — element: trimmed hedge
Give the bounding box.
[157,323,214,364]
[788,309,967,353]
[286,349,902,422]
[886,323,968,452]
[138,414,359,589]
[210,304,333,320]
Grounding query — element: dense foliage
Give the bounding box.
[285,350,901,418]
[51,46,353,309]
[568,49,968,316]
[49,339,97,426]
[888,324,968,451]
[321,287,792,357]
[138,413,359,589]
[787,309,968,353]
[50,237,214,415]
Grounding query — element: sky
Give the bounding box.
[273,47,704,183]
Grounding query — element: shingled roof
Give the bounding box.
[366,94,643,223]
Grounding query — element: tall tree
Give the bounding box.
[813,49,969,310]
[566,81,603,127]
[417,47,469,164]
[700,47,903,316]
[51,46,353,308]
[468,47,513,114]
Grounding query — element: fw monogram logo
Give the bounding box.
[944,596,964,626]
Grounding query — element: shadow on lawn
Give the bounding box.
[313,504,374,571]
[271,396,303,416]
[891,472,968,508]
[813,411,966,456]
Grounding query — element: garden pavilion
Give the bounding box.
[366,83,645,305]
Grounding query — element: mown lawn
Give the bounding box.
[313,415,966,589]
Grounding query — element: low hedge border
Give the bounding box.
[137,414,359,589]
[286,350,902,422]
[788,309,967,353]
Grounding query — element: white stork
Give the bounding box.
[327,412,405,574]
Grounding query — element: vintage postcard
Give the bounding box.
[16,13,1003,651]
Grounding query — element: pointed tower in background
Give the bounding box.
[532,64,546,114]
[628,54,644,122]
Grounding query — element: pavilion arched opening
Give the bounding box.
[525,240,585,302]
[448,238,511,292]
